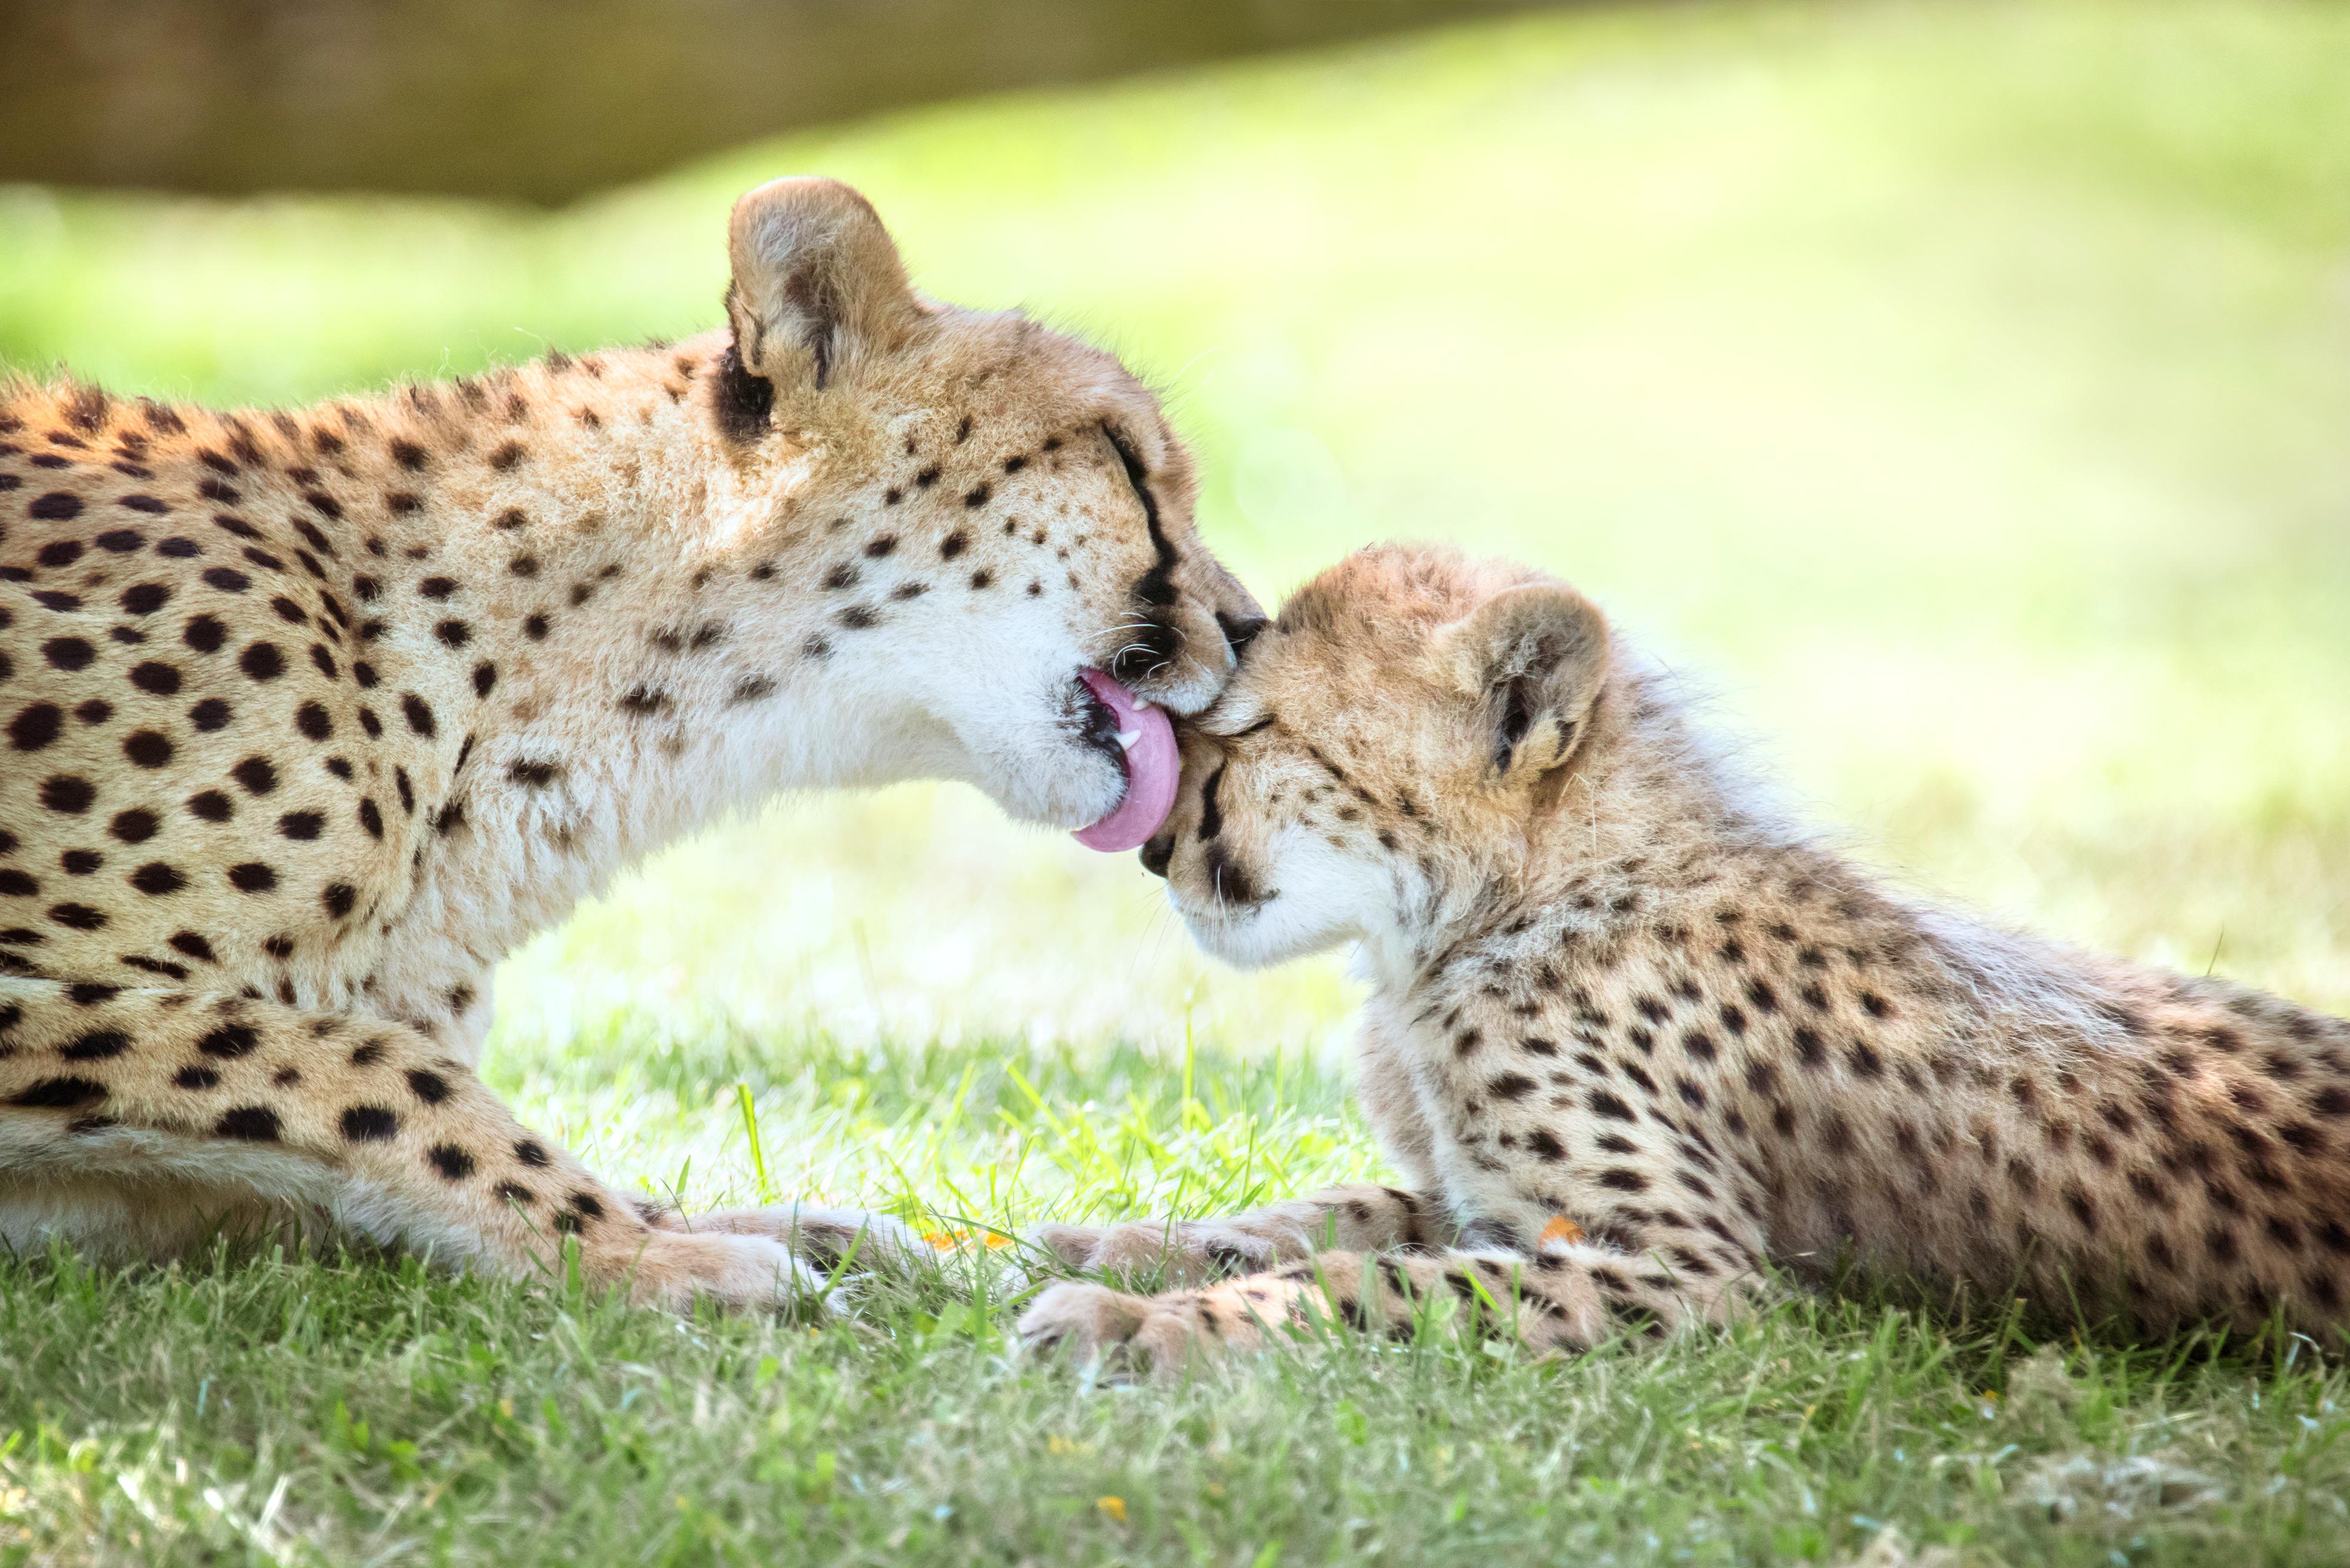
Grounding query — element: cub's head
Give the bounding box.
[1143,544,1614,966]
[703,177,1263,835]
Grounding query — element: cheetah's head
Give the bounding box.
[1143,544,1614,967]
[703,178,1263,840]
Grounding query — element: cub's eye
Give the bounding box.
[1201,706,1276,741]
[1217,611,1269,659]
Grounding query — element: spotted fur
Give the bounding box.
[1022,544,2350,1371]
[0,178,1260,1308]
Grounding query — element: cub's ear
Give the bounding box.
[1436,583,1611,780]
[724,178,923,392]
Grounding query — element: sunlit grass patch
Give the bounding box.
[7,1245,2350,1564]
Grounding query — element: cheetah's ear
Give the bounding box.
[725,178,924,393]
[1438,584,1611,781]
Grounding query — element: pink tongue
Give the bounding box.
[1073,669,1179,853]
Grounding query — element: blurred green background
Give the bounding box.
[5,0,2348,1204]
[11,2,2350,1560]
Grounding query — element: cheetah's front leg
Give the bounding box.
[649,1200,928,1278]
[1019,1241,1754,1378]
[0,981,824,1311]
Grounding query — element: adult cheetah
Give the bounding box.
[0,178,1262,1309]
[1023,543,2350,1369]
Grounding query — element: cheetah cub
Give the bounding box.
[1022,543,2350,1370]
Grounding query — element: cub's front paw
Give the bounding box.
[1031,1218,1279,1288]
[1017,1281,1214,1375]
[616,1229,828,1312]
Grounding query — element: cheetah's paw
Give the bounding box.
[1030,1218,1281,1288]
[1017,1281,1216,1374]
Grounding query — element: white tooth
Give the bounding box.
[1116,729,1143,751]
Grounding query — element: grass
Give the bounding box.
[5,0,2350,1560]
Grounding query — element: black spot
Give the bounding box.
[58,1030,131,1060]
[1590,1090,1636,1122]
[407,1069,451,1105]
[239,642,284,681]
[427,1144,476,1180]
[173,1066,220,1090]
[129,661,182,694]
[514,1139,550,1167]
[227,862,278,894]
[122,730,173,768]
[9,704,64,751]
[40,775,97,814]
[40,637,95,673]
[11,1077,106,1109]
[230,756,277,795]
[28,492,83,521]
[216,1106,282,1141]
[340,1105,398,1142]
[120,583,171,616]
[400,694,436,737]
[130,862,186,896]
[197,1025,259,1059]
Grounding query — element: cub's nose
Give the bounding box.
[1139,832,1174,879]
